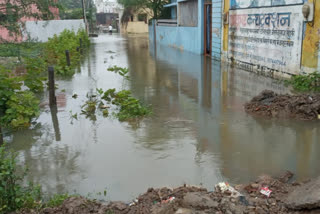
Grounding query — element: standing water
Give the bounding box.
[7,34,320,201]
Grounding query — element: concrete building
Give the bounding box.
[94,0,123,31]
[121,8,152,34]
[149,0,207,55]
[149,0,320,78]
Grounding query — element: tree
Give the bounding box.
[59,0,96,33]
[0,0,60,41]
[59,0,83,9]
[118,0,169,19]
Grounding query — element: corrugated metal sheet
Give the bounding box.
[212,0,222,60]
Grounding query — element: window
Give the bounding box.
[179,0,198,27]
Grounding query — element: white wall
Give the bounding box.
[24,20,85,42]
[228,5,304,76]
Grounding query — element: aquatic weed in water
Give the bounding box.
[107,66,130,79]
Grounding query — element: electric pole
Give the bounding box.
[81,0,88,33]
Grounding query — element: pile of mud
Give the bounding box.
[19,172,320,214]
[245,90,320,120]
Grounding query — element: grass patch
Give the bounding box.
[285,71,320,93]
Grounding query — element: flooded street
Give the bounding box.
[8,34,320,202]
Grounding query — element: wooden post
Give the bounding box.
[65,50,71,66]
[48,66,56,106]
[0,124,3,145]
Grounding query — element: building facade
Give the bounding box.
[94,0,123,32]
[120,8,152,34]
[0,1,60,42]
[149,0,320,77]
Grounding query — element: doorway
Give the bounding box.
[204,3,212,56]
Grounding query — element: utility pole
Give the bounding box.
[81,0,88,33]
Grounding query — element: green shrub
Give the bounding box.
[45,29,90,76]
[0,145,42,213]
[103,89,151,121]
[24,57,47,93]
[286,71,320,92]
[0,42,43,58]
[45,194,72,208]
[0,68,40,129]
[2,91,40,129]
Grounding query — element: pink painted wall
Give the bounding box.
[0,0,60,42]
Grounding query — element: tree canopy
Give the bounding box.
[118,0,169,19]
[59,0,96,32]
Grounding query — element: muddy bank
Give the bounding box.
[18,172,320,214]
[245,90,320,120]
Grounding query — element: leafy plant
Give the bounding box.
[102,89,151,121]
[286,71,320,92]
[107,66,130,79]
[0,145,42,213]
[2,91,40,129]
[0,67,40,129]
[45,194,72,208]
[24,56,47,93]
[45,29,90,76]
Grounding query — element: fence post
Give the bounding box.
[0,124,3,145]
[48,66,56,106]
[65,50,71,66]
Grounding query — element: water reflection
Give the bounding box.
[50,105,61,142]
[7,34,320,201]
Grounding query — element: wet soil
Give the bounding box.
[245,90,320,120]
[19,172,320,214]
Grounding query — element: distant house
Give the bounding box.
[121,8,152,34]
[94,0,123,32]
[0,0,60,42]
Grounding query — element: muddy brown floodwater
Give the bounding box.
[5,34,320,202]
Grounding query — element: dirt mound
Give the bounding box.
[245,90,320,120]
[18,172,320,214]
[17,197,108,214]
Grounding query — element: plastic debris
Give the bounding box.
[161,196,175,204]
[128,199,139,207]
[260,187,272,197]
[318,115,320,120]
[216,182,242,198]
[100,105,109,109]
